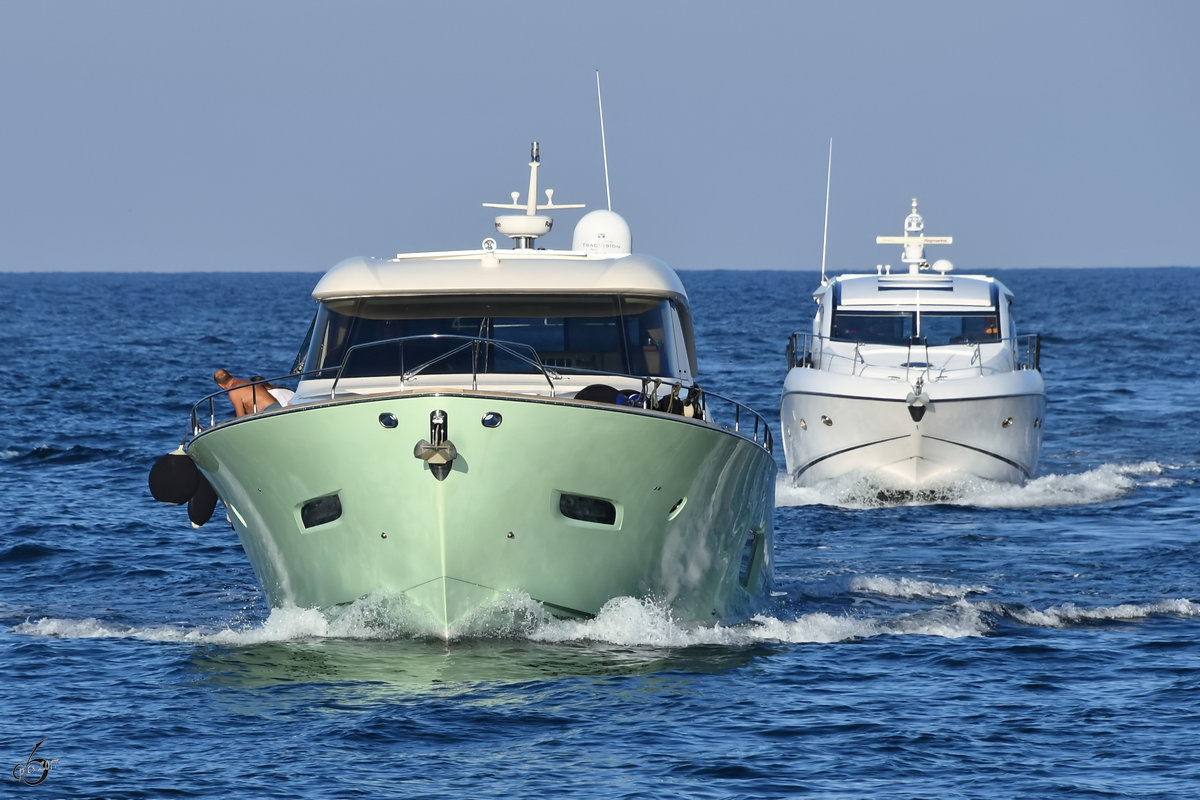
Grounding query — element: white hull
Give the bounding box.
[781,368,1045,486]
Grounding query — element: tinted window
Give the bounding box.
[831,312,913,344]
[304,295,680,378]
[831,311,1000,345]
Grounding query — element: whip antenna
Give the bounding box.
[821,138,833,283]
[596,70,612,210]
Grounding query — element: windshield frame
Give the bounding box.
[295,294,689,380]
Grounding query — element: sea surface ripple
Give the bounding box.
[2,268,1198,798]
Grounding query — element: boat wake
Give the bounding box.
[9,589,1200,651]
[776,460,1170,509]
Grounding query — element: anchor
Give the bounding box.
[414,409,458,481]
[906,377,930,423]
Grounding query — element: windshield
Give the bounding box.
[831,311,1000,346]
[295,294,684,379]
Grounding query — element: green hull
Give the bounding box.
[188,392,775,637]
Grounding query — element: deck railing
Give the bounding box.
[787,332,1041,378]
[191,334,774,452]
[335,335,559,397]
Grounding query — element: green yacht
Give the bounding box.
[153,143,776,638]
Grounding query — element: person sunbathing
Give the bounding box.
[213,368,278,417]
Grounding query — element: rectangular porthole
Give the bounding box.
[301,493,342,529]
[739,527,764,588]
[558,493,617,526]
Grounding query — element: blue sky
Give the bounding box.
[1,1,1195,272]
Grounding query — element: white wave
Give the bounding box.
[10,605,360,645]
[8,593,981,649]
[1006,597,1200,628]
[743,611,884,643]
[775,478,837,508]
[204,605,336,644]
[11,616,127,639]
[883,599,993,639]
[531,596,701,647]
[532,600,913,645]
[776,461,1168,509]
[14,594,1198,651]
[517,594,986,645]
[957,461,1165,508]
[849,575,990,600]
[745,600,992,642]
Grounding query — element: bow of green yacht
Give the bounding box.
[152,143,777,638]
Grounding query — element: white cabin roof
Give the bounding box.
[311,249,688,302]
[834,272,1000,310]
[314,144,687,304]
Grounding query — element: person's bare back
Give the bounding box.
[213,369,278,417]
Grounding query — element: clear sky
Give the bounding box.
[1,1,1196,272]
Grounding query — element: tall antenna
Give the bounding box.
[596,70,612,211]
[820,137,833,284]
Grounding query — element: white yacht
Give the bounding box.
[780,199,1045,488]
[151,143,776,638]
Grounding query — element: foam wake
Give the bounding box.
[848,575,991,599]
[11,593,1200,649]
[995,597,1200,628]
[776,461,1170,509]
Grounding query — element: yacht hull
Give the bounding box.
[781,369,1045,487]
[188,392,775,636]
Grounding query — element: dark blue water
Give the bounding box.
[2,268,1198,798]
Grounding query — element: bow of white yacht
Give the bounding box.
[781,199,1045,488]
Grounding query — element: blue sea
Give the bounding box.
[2,267,1198,798]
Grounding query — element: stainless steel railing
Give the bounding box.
[190,334,774,452]
[787,332,1041,376]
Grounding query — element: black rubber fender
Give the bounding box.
[148,448,199,504]
[187,474,219,527]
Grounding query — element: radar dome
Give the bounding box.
[931,259,954,274]
[572,209,631,255]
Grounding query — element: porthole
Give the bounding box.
[559,493,617,525]
[667,497,687,520]
[739,528,764,588]
[301,494,342,528]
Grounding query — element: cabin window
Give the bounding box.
[831,311,1000,346]
[921,313,1000,345]
[831,312,914,345]
[300,295,683,379]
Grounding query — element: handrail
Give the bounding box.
[332,334,559,398]
[1017,333,1041,371]
[189,334,774,452]
[787,331,1042,376]
[190,375,290,436]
